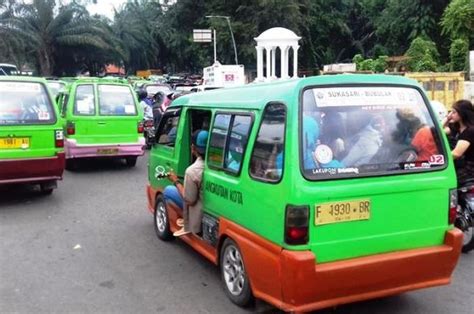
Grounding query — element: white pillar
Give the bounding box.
[281,46,290,79]
[292,45,299,78]
[271,47,276,78]
[265,46,271,80]
[256,46,264,81]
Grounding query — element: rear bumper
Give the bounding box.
[65,138,145,159]
[279,228,463,312]
[219,219,463,313]
[0,152,65,184]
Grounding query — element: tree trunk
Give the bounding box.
[37,47,53,76]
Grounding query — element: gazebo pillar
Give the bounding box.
[271,47,276,79]
[292,45,299,78]
[256,46,264,81]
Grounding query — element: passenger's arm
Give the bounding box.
[452,140,470,159]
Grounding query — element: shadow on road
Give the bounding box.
[66,157,141,174]
[0,184,49,206]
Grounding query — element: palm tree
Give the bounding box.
[2,0,117,75]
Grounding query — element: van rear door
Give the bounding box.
[70,84,141,145]
[0,81,58,159]
[299,85,453,263]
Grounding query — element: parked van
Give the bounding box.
[58,78,145,169]
[146,74,462,312]
[0,76,65,194]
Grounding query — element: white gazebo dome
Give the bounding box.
[255,27,301,42]
[254,27,301,82]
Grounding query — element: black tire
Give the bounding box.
[125,156,137,167]
[154,195,174,241]
[65,159,78,171]
[220,238,254,307]
[461,225,474,253]
[39,180,56,195]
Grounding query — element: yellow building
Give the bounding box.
[405,72,464,109]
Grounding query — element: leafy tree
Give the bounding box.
[2,0,118,75]
[449,38,469,71]
[405,37,440,71]
[441,0,474,45]
[375,0,450,56]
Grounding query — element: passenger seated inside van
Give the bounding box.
[392,108,439,161]
[164,129,209,237]
[342,114,385,167]
[225,135,244,172]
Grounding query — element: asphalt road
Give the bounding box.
[1,153,473,314]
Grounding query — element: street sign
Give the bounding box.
[193,29,212,43]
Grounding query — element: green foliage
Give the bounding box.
[405,37,440,71]
[449,38,469,71]
[353,54,388,72]
[441,0,474,41]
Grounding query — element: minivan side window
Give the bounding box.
[74,85,95,115]
[208,113,252,174]
[156,109,180,146]
[208,114,231,168]
[250,103,286,182]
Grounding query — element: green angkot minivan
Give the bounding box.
[58,78,145,168]
[0,76,65,194]
[146,74,463,312]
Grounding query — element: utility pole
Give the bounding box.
[205,15,239,65]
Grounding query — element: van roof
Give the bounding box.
[0,75,48,83]
[171,74,421,110]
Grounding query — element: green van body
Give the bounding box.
[146,74,462,311]
[0,76,65,192]
[60,79,145,164]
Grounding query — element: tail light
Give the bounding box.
[66,121,75,135]
[55,130,64,148]
[285,205,309,245]
[449,189,458,224]
[137,121,144,133]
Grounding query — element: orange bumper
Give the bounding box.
[278,228,462,312]
[220,219,463,313]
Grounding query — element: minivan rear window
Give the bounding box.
[301,86,446,180]
[98,85,137,116]
[0,81,55,125]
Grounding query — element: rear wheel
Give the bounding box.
[65,159,78,171]
[39,180,57,195]
[154,195,174,241]
[220,238,254,307]
[461,225,474,253]
[125,156,137,167]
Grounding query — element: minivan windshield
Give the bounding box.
[0,81,55,125]
[98,85,136,116]
[301,85,446,180]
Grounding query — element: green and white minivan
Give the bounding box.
[58,78,145,168]
[0,76,65,194]
[146,74,462,312]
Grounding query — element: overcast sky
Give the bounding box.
[85,0,128,20]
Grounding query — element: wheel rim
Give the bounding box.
[155,201,166,233]
[463,227,473,246]
[223,244,245,296]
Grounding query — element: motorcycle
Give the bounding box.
[143,119,155,149]
[455,179,474,253]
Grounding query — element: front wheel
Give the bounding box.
[220,238,254,307]
[154,195,174,241]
